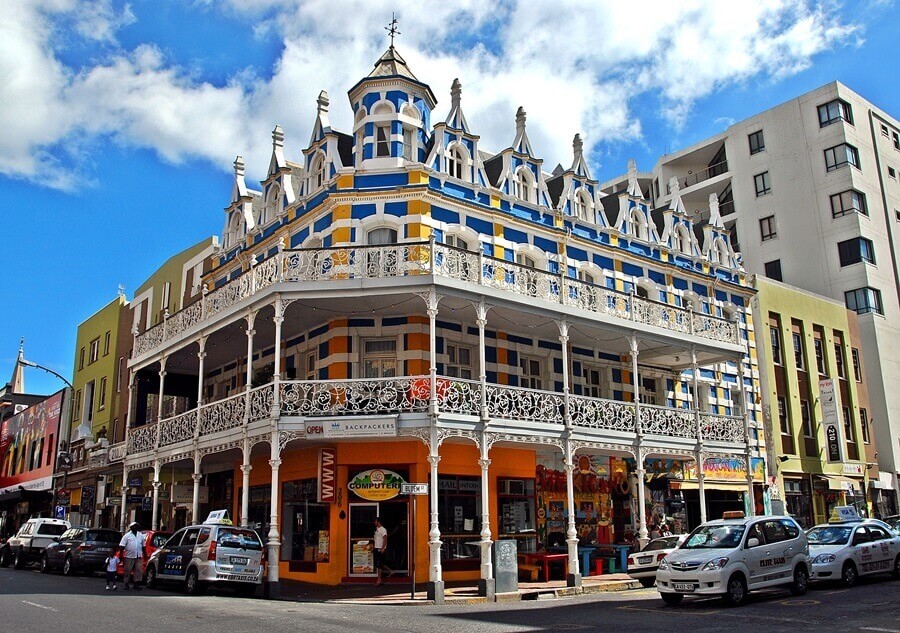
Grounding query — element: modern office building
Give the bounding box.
[119,45,759,599]
[604,81,900,499]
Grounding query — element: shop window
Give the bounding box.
[438,476,482,566]
[783,479,812,529]
[498,478,537,552]
[445,343,473,379]
[281,479,329,564]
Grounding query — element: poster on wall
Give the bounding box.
[819,379,843,463]
[316,531,330,562]
[352,541,373,574]
[0,391,64,495]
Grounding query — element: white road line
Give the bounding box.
[22,601,58,612]
[859,628,900,633]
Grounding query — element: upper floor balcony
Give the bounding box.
[132,241,741,362]
[125,374,747,459]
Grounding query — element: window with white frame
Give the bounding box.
[448,146,465,180]
[639,377,658,405]
[673,225,691,255]
[800,399,814,438]
[403,127,415,160]
[305,350,317,381]
[577,269,596,285]
[89,338,100,364]
[375,124,391,157]
[366,227,398,245]
[777,396,791,435]
[573,191,591,222]
[860,408,870,444]
[515,251,537,268]
[362,338,397,378]
[311,154,326,190]
[518,356,542,389]
[581,366,604,398]
[515,168,533,203]
[851,348,862,382]
[445,343,473,379]
[629,210,648,241]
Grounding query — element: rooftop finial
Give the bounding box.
[385,13,400,48]
[573,134,583,160]
[451,78,461,110]
[234,156,245,176]
[626,159,641,197]
[516,106,527,134]
[272,124,284,148]
[317,90,329,115]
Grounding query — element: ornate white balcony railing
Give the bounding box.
[133,241,740,358]
[127,376,747,456]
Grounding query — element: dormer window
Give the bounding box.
[448,146,466,180]
[673,225,692,255]
[311,154,326,191]
[574,191,592,222]
[629,209,648,241]
[375,124,391,157]
[515,168,534,203]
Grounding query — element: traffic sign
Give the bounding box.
[401,483,429,495]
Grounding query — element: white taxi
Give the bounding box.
[656,512,811,607]
[808,521,900,586]
[627,535,686,587]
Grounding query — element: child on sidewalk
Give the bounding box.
[105,552,120,591]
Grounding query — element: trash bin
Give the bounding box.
[493,539,518,594]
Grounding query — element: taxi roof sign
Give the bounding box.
[829,505,861,523]
[722,511,745,520]
[203,509,233,525]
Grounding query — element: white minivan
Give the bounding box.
[656,512,811,606]
[144,519,264,596]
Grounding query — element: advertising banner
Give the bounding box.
[318,448,336,503]
[306,418,397,439]
[819,378,843,463]
[0,391,64,494]
[348,469,406,501]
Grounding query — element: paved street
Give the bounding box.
[2,567,899,633]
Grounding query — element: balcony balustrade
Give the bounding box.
[665,161,730,194]
[133,242,739,358]
[127,376,746,455]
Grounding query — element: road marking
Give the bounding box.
[22,601,57,612]
[617,605,721,616]
[779,599,820,606]
[860,628,900,633]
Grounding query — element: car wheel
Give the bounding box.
[723,573,748,607]
[13,549,26,570]
[40,555,51,574]
[892,555,900,580]
[184,568,205,595]
[841,561,858,588]
[144,564,157,589]
[0,547,11,568]
[790,565,809,596]
[639,578,656,588]
[63,556,75,576]
[661,592,683,606]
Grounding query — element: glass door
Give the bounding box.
[348,502,378,577]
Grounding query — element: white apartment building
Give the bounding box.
[603,81,900,501]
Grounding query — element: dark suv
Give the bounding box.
[41,527,122,575]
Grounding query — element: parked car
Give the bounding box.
[627,535,687,587]
[41,527,121,576]
[144,520,263,595]
[116,530,172,577]
[656,512,810,607]
[808,521,900,586]
[0,518,70,569]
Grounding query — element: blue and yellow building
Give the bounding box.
[122,45,763,599]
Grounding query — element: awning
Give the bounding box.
[817,475,861,491]
[0,489,52,505]
[671,482,749,492]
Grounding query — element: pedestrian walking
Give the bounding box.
[119,522,145,591]
[373,516,392,586]
[105,552,120,591]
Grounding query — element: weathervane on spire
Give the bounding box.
[385,13,400,48]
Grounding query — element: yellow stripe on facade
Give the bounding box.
[408,170,429,185]
[336,174,354,189]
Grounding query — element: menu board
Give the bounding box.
[316,531,330,562]
[352,541,373,574]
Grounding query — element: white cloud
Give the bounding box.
[0,0,861,191]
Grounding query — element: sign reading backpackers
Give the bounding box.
[348,469,406,501]
[819,378,843,463]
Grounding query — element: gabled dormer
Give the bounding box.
[222,156,254,251]
[660,175,700,258]
[426,79,488,187]
[348,46,436,169]
[255,125,297,232]
[702,193,739,269]
[613,159,659,243]
[484,107,552,209]
[301,91,353,199]
[546,134,603,226]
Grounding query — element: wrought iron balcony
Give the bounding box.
[133,241,739,358]
[126,376,746,456]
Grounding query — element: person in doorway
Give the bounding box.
[373,516,392,586]
[105,552,119,591]
[119,522,146,590]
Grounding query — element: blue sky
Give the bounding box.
[2,0,898,394]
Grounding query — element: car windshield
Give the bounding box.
[807,526,852,545]
[643,537,679,552]
[87,530,121,542]
[36,524,67,536]
[682,524,745,549]
[217,528,263,551]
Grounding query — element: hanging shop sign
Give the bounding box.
[819,378,843,463]
[306,418,397,439]
[842,463,864,476]
[348,469,406,501]
[318,448,336,503]
[127,476,143,488]
[683,457,766,482]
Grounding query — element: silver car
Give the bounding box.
[627,535,686,587]
[144,523,264,596]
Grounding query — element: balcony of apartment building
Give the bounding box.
[655,140,734,219]
[123,240,748,465]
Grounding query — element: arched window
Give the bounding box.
[515,168,534,203]
[574,190,592,221]
[262,184,281,226]
[577,269,596,285]
[445,234,469,250]
[310,154,326,191]
[635,285,649,299]
[712,238,729,265]
[515,251,537,268]
[673,225,692,255]
[366,227,398,245]
[630,210,648,241]
[225,212,243,249]
[365,227,399,275]
[448,146,466,180]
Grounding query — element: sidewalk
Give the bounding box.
[277,573,640,606]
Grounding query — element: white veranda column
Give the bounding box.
[192,449,202,524]
[267,429,282,595]
[630,334,649,545]
[272,295,284,417]
[427,429,444,602]
[736,350,755,516]
[692,347,707,525]
[478,435,493,598]
[241,438,252,528]
[120,463,129,532]
[475,300,488,421]
[151,461,162,531]
[564,440,581,586]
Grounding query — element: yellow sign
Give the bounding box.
[348,469,406,501]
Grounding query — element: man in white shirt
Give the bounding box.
[373,517,392,585]
[119,522,146,590]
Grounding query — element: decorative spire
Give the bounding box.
[708,192,724,228]
[272,124,284,149]
[9,338,26,394]
[268,124,286,176]
[444,78,469,132]
[513,106,533,155]
[385,13,400,48]
[310,90,332,144]
[667,176,686,215]
[626,159,641,197]
[317,90,329,116]
[570,133,591,179]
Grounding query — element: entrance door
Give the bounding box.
[379,501,409,575]
[349,503,378,577]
